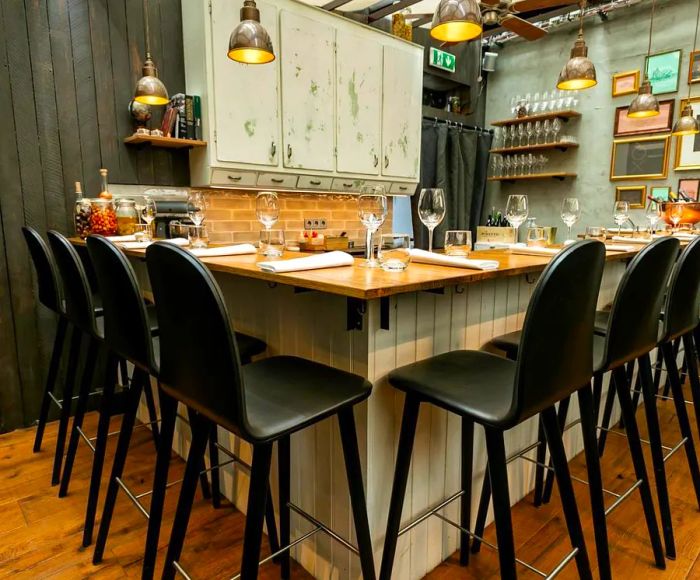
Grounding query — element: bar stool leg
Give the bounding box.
[542,395,571,504]
[51,326,82,486]
[541,406,593,580]
[59,336,100,497]
[459,418,474,565]
[578,385,612,580]
[682,333,700,438]
[379,395,420,580]
[186,407,211,500]
[469,466,490,555]
[598,373,617,457]
[162,411,213,580]
[613,366,666,569]
[278,435,291,579]
[338,407,377,580]
[662,338,682,398]
[142,389,177,580]
[532,418,547,507]
[83,353,119,547]
[143,380,160,449]
[208,426,221,508]
[592,373,603,425]
[483,427,517,580]
[34,316,68,453]
[636,358,675,559]
[93,368,147,563]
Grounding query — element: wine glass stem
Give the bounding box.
[365,228,373,262]
[568,225,572,241]
[428,227,434,253]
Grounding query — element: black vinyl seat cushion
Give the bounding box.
[389,350,517,427]
[240,356,371,442]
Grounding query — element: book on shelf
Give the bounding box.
[159,93,202,140]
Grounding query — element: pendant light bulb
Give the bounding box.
[430,0,483,43]
[134,0,168,106]
[629,0,660,118]
[672,0,700,135]
[557,2,597,91]
[228,0,275,64]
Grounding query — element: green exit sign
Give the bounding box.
[429,47,456,73]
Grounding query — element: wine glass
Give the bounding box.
[188,191,206,226]
[505,194,529,242]
[141,196,157,240]
[526,122,534,146]
[613,200,630,235]
[670,204,684,232]
[357,188,388,268]
[561,197,581,244]
[496,156,504,177]
[504,156,512,177]
[551,118,562,143]
[418,188,446,252]
[542,119,551,143]
[645,199,662,234]
[534,121,542,145]
[509,126,518,148]
[256,191,280,231]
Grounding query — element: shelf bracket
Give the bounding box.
[347,298,366,331]
[380,296,390,331]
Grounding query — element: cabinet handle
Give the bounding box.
[398,186,408,191]
[270,141,276,159]
[373,154,379,168]
[384,155,389,169]
[227,175,242,182]
[287,144,293,161]
[342,183,352,188]
[310,180,322,186]
[271,178,285,184]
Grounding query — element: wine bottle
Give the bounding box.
[486,214,492,226]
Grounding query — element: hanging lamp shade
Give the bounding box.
[134,55,169,106]
[430,0,482,43]
[628,78,660,118]
[672,103,700,136]
[557,34,597,90]
[228,0,275,64]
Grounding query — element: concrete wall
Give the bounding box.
[483,0,699,240]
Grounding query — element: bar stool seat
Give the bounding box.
[389,351,516,425]
[240,356,371,441]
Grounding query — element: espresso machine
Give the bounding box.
[144,189,193,238]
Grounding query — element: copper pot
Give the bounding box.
[661,201,700,226]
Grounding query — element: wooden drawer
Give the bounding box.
[257,173,298,188]
[389,182,417,195]
[297,176,334,190]
[210,168,258,187]
[331,178,363,192]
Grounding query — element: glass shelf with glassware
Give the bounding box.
[490,142,579,154]
[491,110,581,127]
[488,172,577,182]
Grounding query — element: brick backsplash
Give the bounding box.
[200,189,393,245]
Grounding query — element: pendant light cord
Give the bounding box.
[143,0,152,58]
[646,0,655,58]
[579,0,585,37]
[690,0,700,99]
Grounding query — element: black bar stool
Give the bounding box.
[84,235,275,580]
[380,240,605,580]
[145,242,376,580]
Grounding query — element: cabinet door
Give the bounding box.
[280,11,335,171]
[211,0,280,166]
[336,31,382,175]
[382,44,423,179]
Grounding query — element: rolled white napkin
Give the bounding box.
[258,251,354,273]
[604,244,636,252]
[611,235,652,244]
[107,234,137,242]
[190,244,257,257]
[673,232,699,240]
[509,245,560,257]
[409,249,499,270]
[119,238,189,250]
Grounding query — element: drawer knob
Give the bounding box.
[271,178,284,184]
[310,180,322,186]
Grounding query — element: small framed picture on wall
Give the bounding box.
[645,49,682,94]
[678,178,700,200]
[612,70,640,97]
[615,185,646,209]
[650,186,671,201]
[690,50,700,84]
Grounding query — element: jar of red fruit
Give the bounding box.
[89,198,117,236]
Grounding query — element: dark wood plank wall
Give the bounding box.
[0,0,188,432]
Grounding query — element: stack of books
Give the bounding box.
[160,94,202,140]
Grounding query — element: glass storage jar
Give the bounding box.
[89,198,118,236]
[115,198,139,235]
[74,198,92,239]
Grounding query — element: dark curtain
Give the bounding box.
[412,120,493,249]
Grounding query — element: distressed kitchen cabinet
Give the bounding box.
[336,30,382,176]
[210,0,281,167]
[382,44,422,180]
[280,11,335,172]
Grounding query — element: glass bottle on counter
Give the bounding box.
[98,168,111,199]
[115,198,139,235]
[73,181,91,239]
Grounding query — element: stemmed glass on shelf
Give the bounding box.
[613,200,630,235]
[645,199,662,234]
[418,188,446,252]
[187,191,206,226]
[357,186,388,268]
[561,197,581,244]
[505,194,529,243]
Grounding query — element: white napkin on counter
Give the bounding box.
[190,244,257,257]
[673,232,699,240]
[604,244,636,252]
[409,249,499,271]
[119,238,189,250]
[107,234,138,242]
[611,235,652,244]
[509,245,560,257]
[258,251,354,273]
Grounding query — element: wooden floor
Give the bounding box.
[3,385,700,579]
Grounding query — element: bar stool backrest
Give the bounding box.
[514,240,606,426]
[22,226,62,314]
[86,235,157,375]
[661,236,700,342]
[602,236,679,371]
[47,231,98,337]
[145,242,248,438]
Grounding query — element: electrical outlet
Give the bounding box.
[304,218,327,230]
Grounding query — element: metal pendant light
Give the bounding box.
[228,0,275,64]
[557,1,597,90]
[134,0,169,106]
[673,0,700,135]
[430,0,483,43]
[629,0,660,118]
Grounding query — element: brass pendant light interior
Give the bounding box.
[228,0,275,64]
[628,0,660,119]
[557,1,597,91]
[672,0,700,135]
[134,0,168,106]
[430,0,483,43]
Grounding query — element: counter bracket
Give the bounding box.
[380,296,390,331]
[347,298,366,331]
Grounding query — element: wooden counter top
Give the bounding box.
[70,238,637,300]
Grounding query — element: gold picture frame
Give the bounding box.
[610,135,671,181]
[615,185,646,209]
[674,96,700,171]
[612,70,640,97]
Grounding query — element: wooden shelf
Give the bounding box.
[123,134,207,149]
[491,110,581,127]
[488,172,577,182]
[490,142,579,154]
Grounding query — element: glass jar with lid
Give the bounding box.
[89,198,118,236]
[115,198,139,235]
[73,181,91,238]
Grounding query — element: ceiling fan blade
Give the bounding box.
[510,0,578,13]
[500,14,547,40]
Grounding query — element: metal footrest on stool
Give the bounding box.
[48,388,102,410]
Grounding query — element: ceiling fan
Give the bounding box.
[480,0,579,40]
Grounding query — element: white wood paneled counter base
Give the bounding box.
[124,251,627,580]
